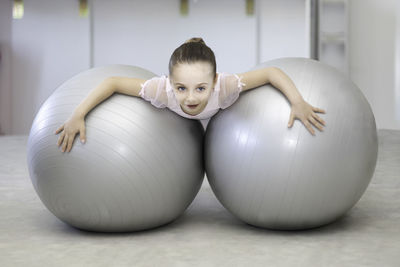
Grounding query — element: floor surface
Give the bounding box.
[0,130,399,267]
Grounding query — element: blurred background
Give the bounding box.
[0,0,399,135]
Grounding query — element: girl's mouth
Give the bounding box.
[187,104,198,109]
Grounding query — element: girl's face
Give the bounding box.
[170,61,217,116]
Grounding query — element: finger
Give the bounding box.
[313,113,326,126]
[304,120,315,136]
[309,116,323,132]
[57,132,65,146]
[62,134,68,152]
[66,134,74,152]
[314,107,326,114]
[80,127,86,143]
[55,125,64,134]
[288,114,294,128]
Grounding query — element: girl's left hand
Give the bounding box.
[288,100,326,136]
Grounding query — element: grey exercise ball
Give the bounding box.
[27,65,204,232]
[204,57,378,230]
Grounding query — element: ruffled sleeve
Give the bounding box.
[218,73,246,109]
[139,75,168,108]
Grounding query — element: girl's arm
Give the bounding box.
[237,67,326,136]
[71,76,146,120]
[238,67,303,104]
[55,77,119,152]
[75,76,152,117]
[108,76,147,98]
[55,76,146,153]
[73,77,118,119]
[111,76,168,108]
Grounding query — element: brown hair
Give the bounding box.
[168,37,217,79]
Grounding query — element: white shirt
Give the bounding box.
[139,72,245,120]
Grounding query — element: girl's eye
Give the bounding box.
[177,86,205,91]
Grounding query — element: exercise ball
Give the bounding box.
[27,65,204,232]
[204,57,378,230]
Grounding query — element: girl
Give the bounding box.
[55,37,326,153]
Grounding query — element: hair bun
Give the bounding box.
[184,37,206,45]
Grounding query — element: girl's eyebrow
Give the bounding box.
[175,82,208,86]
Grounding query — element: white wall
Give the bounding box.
[92,0,257,75]
[1,0,310,135]
[349,0,399,130]
[9,0,90,135]
[396,1,400,122]
[259,0,308,62]
[2,0,400,134]
[0,0,13,135]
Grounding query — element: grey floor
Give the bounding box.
[0,130,399,267]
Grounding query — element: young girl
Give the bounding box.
[55,37,326,153]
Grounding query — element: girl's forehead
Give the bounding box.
[174,62,212,72]
[172,62,214,82]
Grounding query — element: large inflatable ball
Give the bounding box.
[204,57,378,230]
[27,65,204,232]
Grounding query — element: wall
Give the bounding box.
[259,0,308,62]
[1,0,309,134]
[396,1,400,122]
[349,0,399,130]
[0,0,13,135]
[9,0,90,135]
[93,0,260,76]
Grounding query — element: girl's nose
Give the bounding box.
[186,90,196,102]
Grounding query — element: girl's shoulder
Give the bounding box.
[142,75,168,91]
[217,72,245,91]
[140,75,168,108]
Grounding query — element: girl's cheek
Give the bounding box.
[176,95,186,103]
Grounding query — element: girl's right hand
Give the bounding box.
[54,115,87,153]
